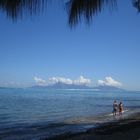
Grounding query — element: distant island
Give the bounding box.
[0,83,124,91]
[31,82,124,91]
[93,85,124,91]
[32,82,90,89]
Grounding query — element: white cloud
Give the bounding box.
[73,76,91,85]
[98,76,122,87]
[48,77,73,85]
[34,76,91,86]
[34,76,47,86]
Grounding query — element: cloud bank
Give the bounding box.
[34,76,91,86]
[98,77,122,87]
[73,76,91,85]
[34,76,47,86]
[34,76,122,88]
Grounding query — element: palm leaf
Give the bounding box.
[133,0,140,12]
[67,0,117,26]
[0,0,46,20]
[0,0,139,26]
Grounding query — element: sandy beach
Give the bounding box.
[47,112,140,140]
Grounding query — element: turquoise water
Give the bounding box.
[0,88,140,139]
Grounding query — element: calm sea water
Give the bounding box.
[0,88,140,139]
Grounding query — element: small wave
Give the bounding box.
[107,109,129,116]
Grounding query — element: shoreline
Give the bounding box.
[46,112,140,140]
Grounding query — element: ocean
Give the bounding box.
[0,88,140,140]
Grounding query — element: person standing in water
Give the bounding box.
[119,102,123,116]
[113,100,118,116]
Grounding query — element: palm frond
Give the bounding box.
[133,0,140,12]
[0,0,139,26]
[0,0,46,20]
[67,0,117,26]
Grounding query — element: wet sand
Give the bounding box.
[46,112,140,140]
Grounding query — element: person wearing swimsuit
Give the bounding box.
[113,100,118,116]
[119,102,123,116]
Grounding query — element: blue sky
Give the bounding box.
[0,0,140,90]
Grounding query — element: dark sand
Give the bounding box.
[46,112,140,140]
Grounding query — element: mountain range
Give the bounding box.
[32,82,124,91]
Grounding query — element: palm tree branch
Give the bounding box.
[0,0,139,26]
[0,0,46,20]
[67,0,117,26]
